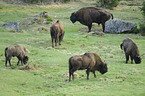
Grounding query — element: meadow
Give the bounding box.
[0,1,145,96]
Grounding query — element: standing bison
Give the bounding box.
[120,37,141,64]
[70,7,113,32]
[69,52,108,81]
[50,20,65,48]
[5,45,29,67]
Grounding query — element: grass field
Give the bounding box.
[0,1,145,96]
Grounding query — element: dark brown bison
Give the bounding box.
[120,37,141,64]
[5,45,29,67]
[69,52,108,81]
[50,20,65,48]
[70,7,113,32]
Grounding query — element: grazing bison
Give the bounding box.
[50,20,65,48]
[70,7,113,32]
[5,45,29,67]
[120,37,141,64]
[69,52,108,81]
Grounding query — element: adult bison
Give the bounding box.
[50,20,65,48]
[69,52,108,81]
[120,37,141,64]
[5,45,29,67]
[70,7,113,32]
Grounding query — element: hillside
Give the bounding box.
[0,1,145,96]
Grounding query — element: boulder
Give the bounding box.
[0,21,20,32]
[105,19,137,33]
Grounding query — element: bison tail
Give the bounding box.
[111,14,114,19]
[5,47,8,57]
[120,43,123,50]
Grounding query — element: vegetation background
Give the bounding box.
[0,0,145,96]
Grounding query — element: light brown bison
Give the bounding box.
[70,7,113,32]
[69,52,108,81]
[120,37,141,64]
[5,45,29,67]
[50,20,65,48]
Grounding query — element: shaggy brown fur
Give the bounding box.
[50,20,65,48]
[69,52,108,81]
[5,45,29,67]
[70,7,113,32]
[120,37,141,64]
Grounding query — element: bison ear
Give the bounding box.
[72,12,78,17]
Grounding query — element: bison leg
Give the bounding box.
[130,56,133,64]
[21,60,24,66]
[101,22,105,32]
[52,38,55,48]
[69,68,77,81]
[59,36,62,45]
[5,57,8,67]
[88,24,92,32]
[125,54,129,64]
[8,59,12,66]
[69,72,72,81]
[92,71,96,78]
[55,37,59,46]
[86,69,90,80]
[17,60,20,65]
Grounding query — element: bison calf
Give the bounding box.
[5,45,29,67]
[120,37,141,64]
[70,7,113,32]
[69,52,108,81]
[50,20,65,48]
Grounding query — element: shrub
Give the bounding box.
[97,0,121,9]
[140,1,145,18]
[139,1,145,36]
[139,22,145,36]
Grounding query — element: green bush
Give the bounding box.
[139,22,145,36]
[139,1,145,36]
[140,1,145,18]
[97,0,121,9]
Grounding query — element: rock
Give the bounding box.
[89,31,105,36]
[105,19,137,33]
[35,11,48,18]
[0,21,20,32]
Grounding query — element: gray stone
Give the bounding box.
[0,21,20,32]
[105,19,137,33]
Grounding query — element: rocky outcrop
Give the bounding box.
[0,21,20,32]
[105,19,137,33]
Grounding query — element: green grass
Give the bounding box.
[0,1,145,96]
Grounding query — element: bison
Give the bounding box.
[5,45,29,67]
[120,37,141,64]
[50,20,65,48]
[70,7,113,32]
[69,52,108,81]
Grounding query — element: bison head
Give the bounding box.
[23,55,29,64]
[99,63,108,74]
[70,12,78,23]
[134,56,141,64]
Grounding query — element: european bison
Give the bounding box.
[69,52,108,81]
[70,7,113,32]
[120,37,141,64]
[50,20,65,48]
[5,45,29,67]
